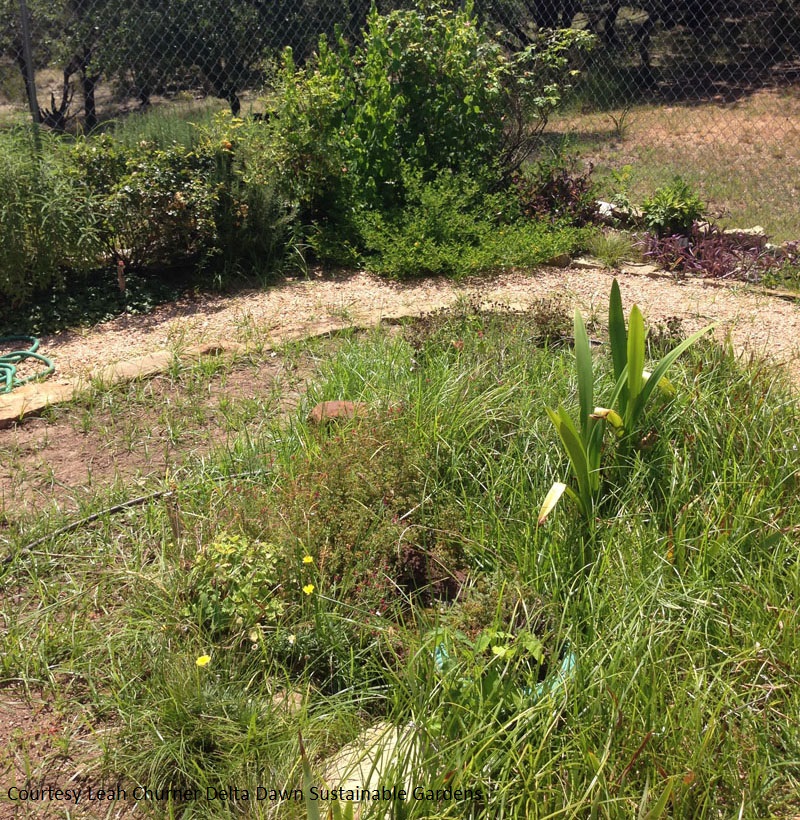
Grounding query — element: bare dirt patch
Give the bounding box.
[0,351,313,517]
[0,689,133,820]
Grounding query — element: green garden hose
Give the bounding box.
[0,336,55,394]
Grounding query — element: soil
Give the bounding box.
[0,689,135,820]
[0,352,311,517]
[2,264,800,520]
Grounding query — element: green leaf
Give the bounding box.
[626,304,646,423]
[608,278,628,383]
[638,324,715,412]
[573,307,594,441]
[641,778,674,820]
[547,405,592,516]
[299,733,322,820]
[518,631,545,664]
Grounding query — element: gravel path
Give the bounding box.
[38,265,800,389]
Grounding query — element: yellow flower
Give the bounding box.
[195,654,211,667]
[302,555,314,564]
[302,584,315,596]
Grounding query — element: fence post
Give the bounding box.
[18,0,41,126]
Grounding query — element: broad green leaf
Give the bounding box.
[638,324,715,411]
[547,406,592,515]
[573,308,594,439]
[608,278,628,383]
[626,304,646,422]
[518,631,545,663]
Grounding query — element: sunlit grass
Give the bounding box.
[548,89,800,241]
[1,302,799,817]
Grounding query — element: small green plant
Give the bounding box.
[641,177,706,237]
[514,152,597,226]
[585,229,638,269]
[608,105,633,140]
[539,279,714,526]
[185,531,287,635]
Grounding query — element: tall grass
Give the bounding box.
[1,305,798,817]
[0,127,100,305]
[108,101,228,150]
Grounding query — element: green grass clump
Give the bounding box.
[1,302,799,816]
[0,127,101,307]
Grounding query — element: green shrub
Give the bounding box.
[358,167,590,278]
[642,176,706,237]
[514,152,598,226]
[0,128,101,307]
[71,135,219,270]
[71,117,292,276]
[198,114,295,276]
[184,532,288,635]
[260,1,592,250]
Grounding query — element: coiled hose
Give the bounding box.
[0,336,55,394]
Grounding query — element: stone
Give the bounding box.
[595,199,643,225]
[571,256,603,270]
[723,226,766,237]
[323,722,422,818]
[543,253,572,268]
[0,380,75,429]
[95,351,174,384]
[307,400,369,425]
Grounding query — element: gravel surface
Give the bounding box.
[38,266,800,389]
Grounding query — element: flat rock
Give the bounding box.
[724,226,766,237]
[94,351,174,385]
[0,380,75,429]
[323,722,422,817]
[571,256,603,270]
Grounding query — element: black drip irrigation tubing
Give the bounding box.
[0,336,55,393]
[1,469,274,565]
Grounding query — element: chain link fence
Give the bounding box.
[2,1,800,229]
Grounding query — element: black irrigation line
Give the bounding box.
[3,468,274,564]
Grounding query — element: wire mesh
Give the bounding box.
[2,1,800,230]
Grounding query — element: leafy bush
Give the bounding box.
[198,114,295,276]
[641,176,706,237]
[0,128,101,307]
[184,532,287,635]
[261,1,593,247]
[358,167,590,278]
[77,137,219,270]
[70,117,292,275]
